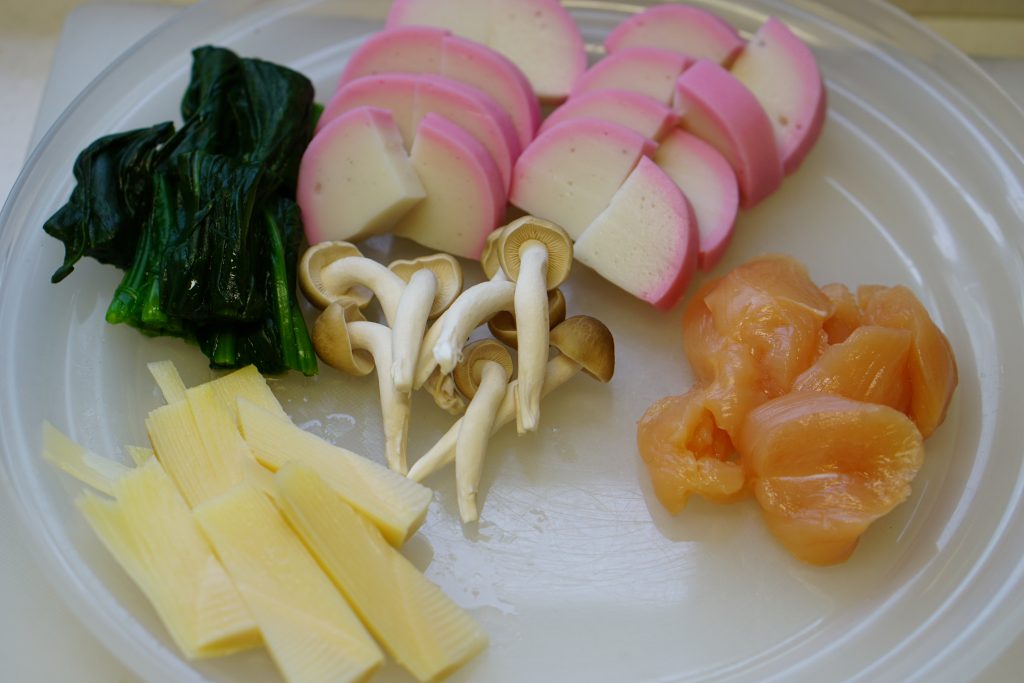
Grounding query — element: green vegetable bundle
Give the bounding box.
[44,46,319,375]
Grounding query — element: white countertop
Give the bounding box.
[0,2,1021,681]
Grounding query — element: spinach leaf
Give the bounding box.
[234,57,316,195]
[43,122,174,282]
[159,152,265,323]
[47,46,319,375]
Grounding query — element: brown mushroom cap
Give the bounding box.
[452,340,514,399]
[388,253,464,318]
[487,288,567,348]
[497,217,573,288]
[311,302,374,376]
[480,227,505,279]
[549,316,615,383]
[299,241,373,310]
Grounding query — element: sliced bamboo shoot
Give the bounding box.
[207,364,288,422]
[42,422,130,496]
[186,382,259,481]
[147,399,243,508]
[148,360,188,403]
[76,459,259,659]
[194,485,382,683]
[277,464,488,683]
[124,445,155,466]
[238,399,432,546]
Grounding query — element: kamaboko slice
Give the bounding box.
[859,285,958,438]
[792,325,912,412]
[703,254,830,397]
[637,389,745,514]
[738,392,924,565]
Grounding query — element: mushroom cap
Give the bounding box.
[388,253,464,318]
[497,216,573,288]
[453,339,514,399]
[549,315,615,382]
[423,367,468,416]
[299,241,373,310]
[480,227,505,279]
[311,302,375,376]
[487,288,567,348]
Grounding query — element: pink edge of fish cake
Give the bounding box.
[386,0,490,42]
[510,117,657,240]
[487,0,586,103]
[320,73,520,192]
[731,17,827,174]
[337,25,448,88]
[337,26,539,150]
[392,113,506,259]
[570,47,693,106]
[441,34,541,148]
[298,107,425,244]
[320,73,419,141]
[604,4,744,66]
[540,89,680,141]
[675,59,782,208]
[386,0,585,103]
[414,74,521,190]
[574,156,699,310]
[654,130,739,271]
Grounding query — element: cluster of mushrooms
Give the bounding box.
[298,217,615,522]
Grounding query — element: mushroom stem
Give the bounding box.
[513,240,550,434]
[429,280,516,376]
[320,257,405,323]
[346,321,411,474]
[408,355,581,483]
[391,268,437,393]
[455,361,510,522]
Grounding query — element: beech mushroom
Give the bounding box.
[408,316,614,484]
[452,340,515,522]
[497,217,573,434]
[422,366,467,416]
[312,302,411,474]
[480,228,507,282]
[412,278,517,387]
[388,254,463,392]
[316,252,406,322]
[298,241,373,310]
[487,288,567,348]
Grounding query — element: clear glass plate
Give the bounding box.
[2,1,1023,682]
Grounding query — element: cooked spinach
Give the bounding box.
[43,122,175,283]
[46,46,319,375]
